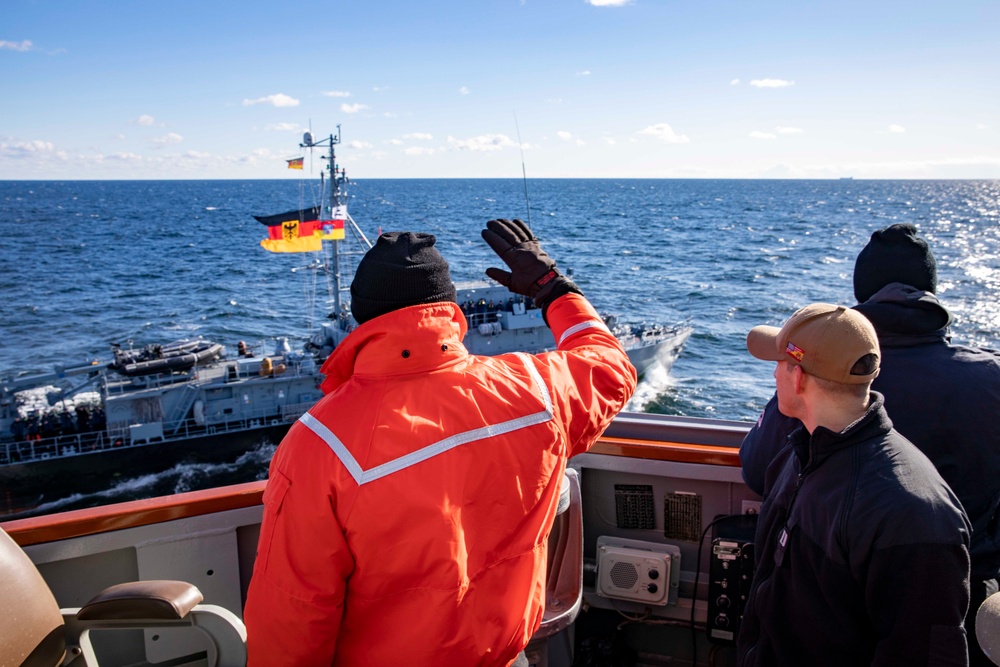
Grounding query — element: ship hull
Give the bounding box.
[2,318,691,519]
[624,328,692,378]
[0,422,291,518]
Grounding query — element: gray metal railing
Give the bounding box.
[1,400,314,467]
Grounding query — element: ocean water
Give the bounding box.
[2,179,999,507]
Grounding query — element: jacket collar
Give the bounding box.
[319,302,469,394]
[790,392,893,470]
[853,282,952,346]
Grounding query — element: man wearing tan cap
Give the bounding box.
[736,303,971,667]
[741,223,1000,666]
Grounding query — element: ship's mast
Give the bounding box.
[301,125,345,317]
[299,125,371,325]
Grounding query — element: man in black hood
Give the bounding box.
[741,223,1000,667]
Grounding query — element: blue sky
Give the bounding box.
[3,0,999,179]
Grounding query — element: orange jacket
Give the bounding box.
[244,294,636,666]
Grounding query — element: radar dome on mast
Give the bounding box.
[302,132,314,146]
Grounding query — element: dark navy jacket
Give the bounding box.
[742,283,1000,580]
[737,394,971,667]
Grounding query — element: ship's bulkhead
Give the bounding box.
[105,393,168,444]
[102,361,323,444]
[9,414,759,667]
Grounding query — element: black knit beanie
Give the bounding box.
[350,232,457,324]
[853,223,937,303]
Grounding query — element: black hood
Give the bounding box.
[853,282,953,346]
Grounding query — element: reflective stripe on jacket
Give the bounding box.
[244,293,637,666]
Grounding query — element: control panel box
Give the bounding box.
[706,514,757,645]
[596,536,681,606]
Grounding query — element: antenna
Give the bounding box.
[305,119,314,170]
[513,111,531,227]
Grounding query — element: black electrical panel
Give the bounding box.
[706,514,757,645]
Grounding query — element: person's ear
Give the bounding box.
[792,364,807,394]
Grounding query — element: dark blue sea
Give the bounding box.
[2,179,999,508]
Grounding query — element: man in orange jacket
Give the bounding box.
[243,219,637,666]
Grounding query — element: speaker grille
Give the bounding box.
[614,484,655,530]
[664,492,702,542]
[609,561,639,589]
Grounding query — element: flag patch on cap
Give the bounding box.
[785,342,805,362]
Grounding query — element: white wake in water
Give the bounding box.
[625,362,676,413]
[26,442,278,517]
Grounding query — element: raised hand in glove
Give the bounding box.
[481,218,582,316]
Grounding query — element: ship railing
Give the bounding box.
[102,358,320,395]
[148,401,313,442]
[222,359,319,383]
[103,369,202,397]
[1,400,318,467]
[464,312,504,329]
[1,429,112,466]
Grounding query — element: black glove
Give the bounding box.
[481,218,582,316]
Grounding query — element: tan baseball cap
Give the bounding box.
[746,303,880,384]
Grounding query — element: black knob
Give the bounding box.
[648,569,660,580]
[716,595,731,609]
[646,583,658,594]
[715,614,730,628]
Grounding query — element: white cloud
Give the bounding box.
[403,147,436,156]
[1,139,55,156]
[372,86,389,92]
[976,124,991,130]
[347,140,373,149]
[113,133,126,140]
[0,40,33,52]
[794,156,1000,179]
[750,131,777,140]
[133,114,156,126]
[105,152,144,163]
[386,138,404,146]
[243,93,300,107]
[447,134,517,152]
[265,122,301,132]
[749,79,795,88]
[577,70,591,77]
[730,79,740,86]
[603,137,617,145]
[888,124,906,133]
[556,130,585,146]
[459,86,470,95]
[638,123,690,144]
[322,90,351,98]
[403,132,433,140]
[341,103,369,114]
[152,132,183,145]
[586,0,632,5]
[776,126,803,134]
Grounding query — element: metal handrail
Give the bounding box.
[1,400,314,467]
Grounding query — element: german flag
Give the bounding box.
[286,157,304,170]
[259,215,323,253]
[254,206,319,227]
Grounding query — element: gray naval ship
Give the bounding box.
[308,280,691,378]
[0,127,691,518]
